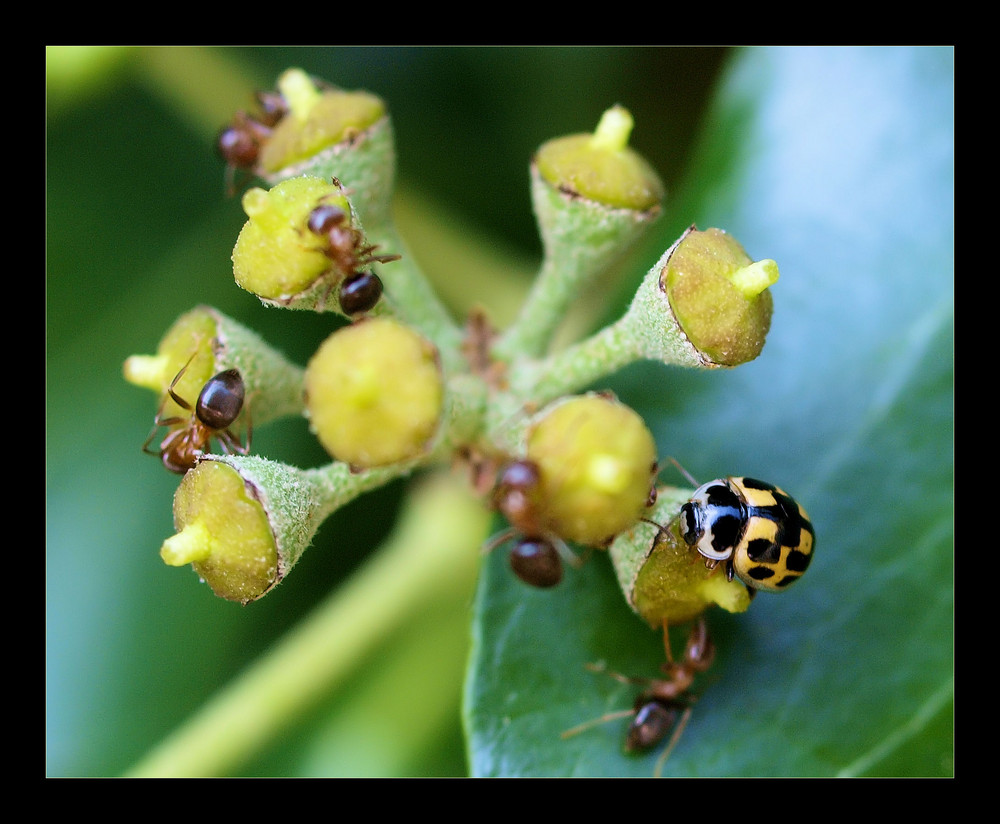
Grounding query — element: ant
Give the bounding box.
[217,90,288,195]
[304,200,400,316]
[483,458,581,588]
[562,616,715,777]
[143,357,251,474]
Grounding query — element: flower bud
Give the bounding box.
[524,393,657,546]
[231,176,361,309]
[534,104,664,211]
[123,304,305,425]
[256,69,386,176]
[659,226,776,366]
[609,486,753,628]
[496,106,663,360]
[304,317,444,468]
[161,454,402,603]
[163,459,280,603]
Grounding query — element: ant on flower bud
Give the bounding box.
[305,201,399,316]
[217,90,289,195]
[483,458,581,589]
[143,357,251,474]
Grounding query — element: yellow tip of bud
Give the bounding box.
[277,67,322,121]
[698,573,754,615]
[161,520,214,566]
[589,105,634,153]
[123,354,170,391]
[729,259,780,299]
[240,186,271,220]
[587,453,633,495]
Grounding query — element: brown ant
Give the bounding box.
[217,90,288,195]
[483,458,582,588]
[337,271,384,317]
[304,201,400,316]
[562,616,715,777]
[143,358,251,474]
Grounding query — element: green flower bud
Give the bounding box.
[525,393,657,546]
[304,317,444,469]
[495,106,663,360]
[123,304,305,425]
[231,176,359,309]
[534,104,664,211]
[257,69,386,175]
[609,486,752,628]
[660,226,776,366]
[162,455,404,603]
[163,459,279,603]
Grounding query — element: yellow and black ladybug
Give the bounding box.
[679,477,814,591]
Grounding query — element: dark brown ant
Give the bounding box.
[483,458,581,588]
[306,202,401,274]
[143,359,251,474]
[217,90,289,195]
[337,270,384,317]
[562,616,715,777]
[304,201,400,316]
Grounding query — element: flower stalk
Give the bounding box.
[493,105,664,361]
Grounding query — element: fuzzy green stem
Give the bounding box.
[364,223,465,371]
[493,166,657,361]
[126,472,492,777]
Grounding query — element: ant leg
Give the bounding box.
[651,705,693,778]
[166,354,197,411]
[216,396,253,457]
[661,618,676,667]
[551,534,585,570]
[560,707,637,740]
[481,527,516,555]
[666,456,700,488]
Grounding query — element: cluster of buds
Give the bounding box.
[125,70,806,682]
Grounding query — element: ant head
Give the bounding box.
[307,203,349,236]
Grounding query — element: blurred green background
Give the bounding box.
[46,47,953,777]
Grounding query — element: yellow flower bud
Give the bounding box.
[232,176,348,302]
[304,318,444,468]
[526,394,657,545]
[166,460,279,604]
[662,227,776,366]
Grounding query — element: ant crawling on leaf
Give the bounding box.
[304,199,401,317]
[562,616,715,777]
[143,356,251,474]
[482,458,584,589]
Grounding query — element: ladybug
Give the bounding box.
[678,477,814,591]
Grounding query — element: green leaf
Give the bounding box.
[467,46,954,777]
